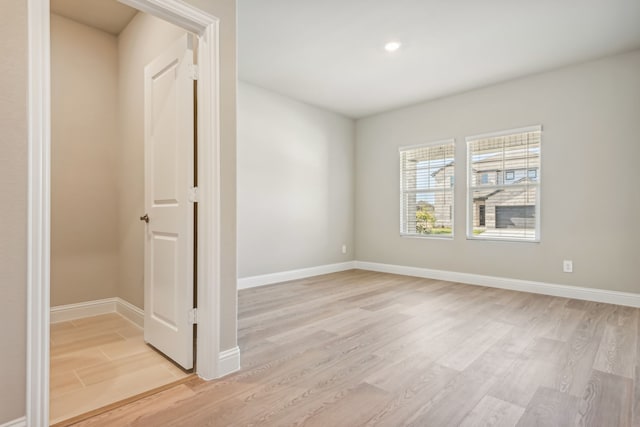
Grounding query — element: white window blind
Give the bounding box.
[466,126,541,241]
[400,140,455,237]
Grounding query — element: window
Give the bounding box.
[400,140,455,237]
[467,126,541,241]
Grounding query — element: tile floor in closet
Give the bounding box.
[50,312,191,424]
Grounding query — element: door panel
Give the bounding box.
[151,59,180,204]
[143,33,194,370]
[150,233,179,328]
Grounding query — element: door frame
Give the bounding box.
[27,0,226,424]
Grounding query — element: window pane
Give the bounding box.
[401,190,453,236]
[469,131,540,187]
[400,144,455,191]
[471,186,537,240]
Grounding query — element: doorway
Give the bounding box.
[27,0,225,424]
[48,3,197,423]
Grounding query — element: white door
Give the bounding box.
[143,33,195,370]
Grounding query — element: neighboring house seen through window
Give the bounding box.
[466,126,541,241]
[399,140,455,238]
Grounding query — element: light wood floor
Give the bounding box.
[69,270,638,426]
[50,312,191,424]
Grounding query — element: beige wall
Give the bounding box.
[117,12,186,309]
[238,82,355,277]
[0,0,237,422]
[0,0,27,423]
[355,49,640,292]
[51,14,120,306]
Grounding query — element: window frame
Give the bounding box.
[465,125,542,243]
[399,139,456,239]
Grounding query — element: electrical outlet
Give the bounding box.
[341,244,347,254]
[563,260,573,273]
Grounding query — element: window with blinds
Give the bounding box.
[400,140,455,237]
[466,126,541,241]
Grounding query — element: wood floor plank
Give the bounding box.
[541,303,585,342]
[459,395,525,427]
[490,337,567,407]
[516,387,580,427]
[362,363,458,426]
[592,305,637,379]
[364,353,438,394]
[232,354,388,426]
[403,368,500,426]
[436,320,513,371]
[574,369,633,427]
[556,302,616,397]
[293,383,390,427]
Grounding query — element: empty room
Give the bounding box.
[2,0,640,426]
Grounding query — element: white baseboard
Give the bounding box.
[0,417,26,427]
[116,298,145,328]
[217,346,240,377]
[355,261,640,308]
[50,298,118,323]
[51,297,144,326]
[238,261,356,289]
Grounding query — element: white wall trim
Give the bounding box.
[238,261,357,290]
[116,298,145,328]
[465,124,542,142]
[0,417,27,427]
[50,298,145,327]
[217,346,241,377]
[28,0,225,424]
[119,0,212,34]
[50,298,118,323]
[192,14,223,382]
[27,0,51,425]
[355,261,640,308]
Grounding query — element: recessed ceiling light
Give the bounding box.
[384,41,402,52]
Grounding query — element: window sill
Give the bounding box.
[466,235,540,243]
[400,233,454,240]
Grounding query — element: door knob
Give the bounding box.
[140,214,149,223]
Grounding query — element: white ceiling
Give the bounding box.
[51,0,137,35]
[238,0,640,118]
